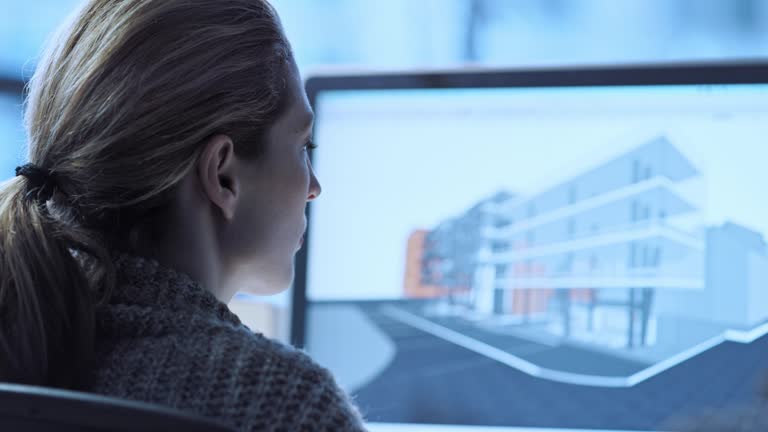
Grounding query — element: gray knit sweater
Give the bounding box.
[87,254,367,431]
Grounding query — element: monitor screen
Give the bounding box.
[298,66,768,432]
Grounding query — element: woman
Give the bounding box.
[0,0,366,430]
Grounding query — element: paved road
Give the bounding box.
[352,304,768,430]
[416,311,650,377]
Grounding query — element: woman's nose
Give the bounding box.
[307,164,321,201]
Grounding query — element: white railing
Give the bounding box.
[482,176,692,239]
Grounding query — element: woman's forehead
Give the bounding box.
[282,72,313,134]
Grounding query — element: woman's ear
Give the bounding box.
[197,134,239,220]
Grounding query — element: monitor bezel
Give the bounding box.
[291,60,768,347]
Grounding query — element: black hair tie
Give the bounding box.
[15,163,57,202]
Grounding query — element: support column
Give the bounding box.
[627,287,637,348]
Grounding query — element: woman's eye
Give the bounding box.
[304,140,318,151]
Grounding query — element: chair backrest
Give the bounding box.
[0,382,235,432]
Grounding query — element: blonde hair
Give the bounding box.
[0,0,291,388]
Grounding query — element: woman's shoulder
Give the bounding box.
[194,320,347,402]
[93,317,366,431]
[178,322,367,430]
[189,318,319,374]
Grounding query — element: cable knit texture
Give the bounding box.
[86,254,366,431]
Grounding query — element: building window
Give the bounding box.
[631,200,639,222]
[491,241,508,252]
[590,254,598,270]
[527,203,537,218]
[568,184,578,204]
[632,159,641,183]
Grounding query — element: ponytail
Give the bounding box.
[0,176,112,389]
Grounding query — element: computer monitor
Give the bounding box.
[292,62,768,432]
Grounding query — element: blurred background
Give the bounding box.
[4,0,768,173]
[1,0,767,338]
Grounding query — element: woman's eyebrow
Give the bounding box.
[298,112,314,133]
